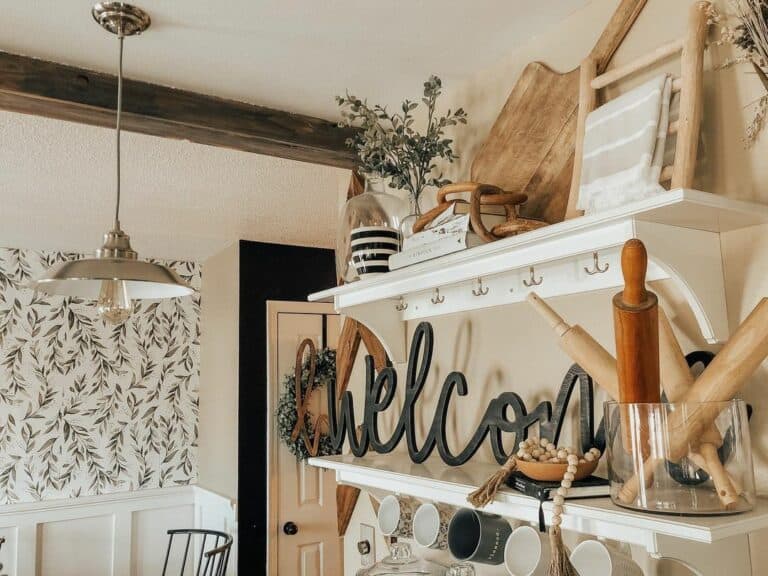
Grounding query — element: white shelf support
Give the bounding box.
[638,221,728,344]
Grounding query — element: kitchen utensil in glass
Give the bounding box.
[604,400,755,515]
[447,508,512,565]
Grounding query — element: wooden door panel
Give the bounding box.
[267,302,342,576]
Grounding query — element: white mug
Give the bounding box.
[569,539,643,576]
[377,495,416,538]
[504,525,550,576]
[413,502,454,549]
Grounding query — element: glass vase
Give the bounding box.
[336,177,407,282]
[604,400,755,515]
[400,193,423,240]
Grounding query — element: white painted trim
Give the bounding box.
[0,486,237,576]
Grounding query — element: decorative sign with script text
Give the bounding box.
[326,321,604,466]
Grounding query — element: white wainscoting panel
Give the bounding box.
[0,486,236,576]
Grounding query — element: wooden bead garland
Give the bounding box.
[469,438,601,576]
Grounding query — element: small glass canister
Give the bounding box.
[604,400,755,515]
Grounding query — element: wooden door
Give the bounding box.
[267,301,342,576]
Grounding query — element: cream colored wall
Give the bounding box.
[343,0,768,573]
[198,241,240,501]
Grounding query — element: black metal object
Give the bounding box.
[327,321,605,466]
[161,529,233,576]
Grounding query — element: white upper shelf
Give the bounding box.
[311,190,768,362]
[309,453,768,556]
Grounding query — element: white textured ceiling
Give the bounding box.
[0,0,591,262]
[0,0,590,119]
[0,111,347,261]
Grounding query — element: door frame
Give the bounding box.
[266,300,338,576]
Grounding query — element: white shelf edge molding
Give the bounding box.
[313,190,768,362]
[309,454,768,558]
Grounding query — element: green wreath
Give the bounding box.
[275,347,340,461]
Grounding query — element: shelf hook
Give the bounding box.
[430,288,445,305]
[395,296,408,312]
[472,277,489,297]
[523,266,543,287]
[585,251,610,275]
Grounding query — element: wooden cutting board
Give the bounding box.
[470,0,647,224]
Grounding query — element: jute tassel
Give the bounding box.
[548,527,578,576]
[467,456,517,507]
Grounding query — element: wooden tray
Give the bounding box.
[516,458,599,482]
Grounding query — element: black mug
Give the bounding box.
[447,508,512,565]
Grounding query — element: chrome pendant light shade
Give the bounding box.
[31,3,193,322]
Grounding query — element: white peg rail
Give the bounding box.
[311,189,768,363]
[310,454,765,574]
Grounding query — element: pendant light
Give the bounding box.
[31,2,194,324]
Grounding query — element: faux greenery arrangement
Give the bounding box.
[336,75,467,207]
[712,1,768,145]
[275,347,338,461]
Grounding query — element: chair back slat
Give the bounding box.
[162,534,174,576]
[162,529,233,576]
[195,534,207,576]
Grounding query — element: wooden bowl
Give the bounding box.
[516,458,599,482]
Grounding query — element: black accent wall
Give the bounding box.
[236,240,336,575]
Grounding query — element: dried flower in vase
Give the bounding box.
[712,0,768,145]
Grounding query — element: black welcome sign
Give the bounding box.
[326,321,605,466]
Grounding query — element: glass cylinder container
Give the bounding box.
[604,400,755,515]
[355,542,446,575]
[336,176,407,282]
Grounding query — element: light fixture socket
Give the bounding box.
[95,228,138,260]
[92,2,151,37]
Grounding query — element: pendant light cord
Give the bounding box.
[115,32,124,231]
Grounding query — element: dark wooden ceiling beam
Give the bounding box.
[0,51,358,168]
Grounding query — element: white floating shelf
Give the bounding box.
[311,189,768,362]
[309,453,768,557]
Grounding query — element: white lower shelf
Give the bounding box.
[309,453,768,555]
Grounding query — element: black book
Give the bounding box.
[506,471,609,501]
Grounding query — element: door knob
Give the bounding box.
[283,521,299,535]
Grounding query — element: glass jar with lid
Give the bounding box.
[356,542,446,576]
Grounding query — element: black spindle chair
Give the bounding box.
[161,529,233,576]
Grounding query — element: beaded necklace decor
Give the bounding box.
[469,438,602,576]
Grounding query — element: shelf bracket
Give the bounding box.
[637,221,729,343]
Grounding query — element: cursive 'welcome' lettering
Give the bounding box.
[326,322,604,466]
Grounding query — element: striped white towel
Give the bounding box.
[577,74,673,214]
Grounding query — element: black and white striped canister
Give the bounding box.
[350,226,400,278]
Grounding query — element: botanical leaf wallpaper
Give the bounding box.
[0,248,201,503]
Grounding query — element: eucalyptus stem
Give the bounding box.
[336,75,467,202]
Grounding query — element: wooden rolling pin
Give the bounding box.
[619,297,768,503]
[613,239,661,404]
[527,292,619,399]
[658,308,739,509]
[613,240,660,458]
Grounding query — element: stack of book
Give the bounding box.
[389,203,504,270]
